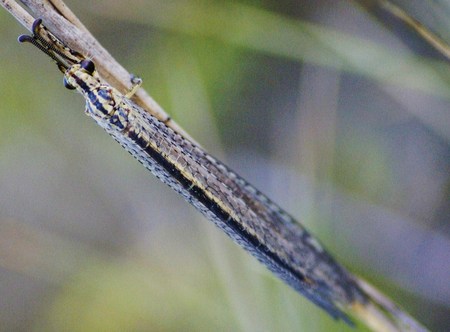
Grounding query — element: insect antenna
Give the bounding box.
[18,18,79,72]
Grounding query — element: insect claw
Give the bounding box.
[126,74,143,98]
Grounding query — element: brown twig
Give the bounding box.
[0,0,194,141]
[379,0,450,61]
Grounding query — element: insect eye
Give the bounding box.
[63,76,76,90]
[80,59,95,74]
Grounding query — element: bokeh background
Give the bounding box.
[0,0,449,331]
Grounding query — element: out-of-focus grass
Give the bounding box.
[87,0,450,97]
[0,1,448,331]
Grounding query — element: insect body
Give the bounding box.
[64,57,368,320]
[18,19,380,327]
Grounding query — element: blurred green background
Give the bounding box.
[0,1,449,331]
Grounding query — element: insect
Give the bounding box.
[18,18,420,330]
